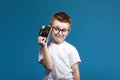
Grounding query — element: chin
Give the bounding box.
[53,39,64,44]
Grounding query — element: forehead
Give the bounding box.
[52,19,70,29]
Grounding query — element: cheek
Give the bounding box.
[64,32,69,37]
[51,31,56,38]
[63,34,68,38]
[51,31,55,36]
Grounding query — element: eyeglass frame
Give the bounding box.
[52,26,71,34]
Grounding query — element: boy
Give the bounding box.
[38,12,81,80]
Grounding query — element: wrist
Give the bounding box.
[42,44,47,48]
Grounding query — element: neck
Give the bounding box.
[51,40,64,45]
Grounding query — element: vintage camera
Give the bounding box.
[39,25,52,43]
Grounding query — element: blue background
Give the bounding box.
[0,0,120,80]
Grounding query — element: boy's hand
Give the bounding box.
[37,36,47,47]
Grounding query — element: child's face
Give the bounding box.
[51,19,70,44]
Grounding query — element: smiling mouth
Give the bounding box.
[55,35,63,38]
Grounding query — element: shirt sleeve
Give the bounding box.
[69,46,81,66]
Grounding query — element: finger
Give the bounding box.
[38,36,41,41]
[38,36,43,43]
[42,37,47,42]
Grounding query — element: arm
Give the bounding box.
[71,62,80,80]
[38,36,53,70]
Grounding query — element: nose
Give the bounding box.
[58,30,62,35]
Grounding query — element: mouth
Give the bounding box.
[55,34,63,38]
[55,35,63,39]
[53,35,65,44]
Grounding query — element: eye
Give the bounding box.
[62,29,68,32]
[53,27,60,31]
[54,27,60,31]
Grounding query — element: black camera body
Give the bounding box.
[39,25,52,43]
